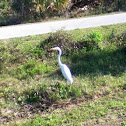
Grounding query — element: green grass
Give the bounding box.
[18,93,126,126]
[0,23,126,125]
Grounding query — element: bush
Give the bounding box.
[1,0,126,26]
[11,0,35,19]
[39,30,76,55]
[39,30,103,57]
[0,1,10,26]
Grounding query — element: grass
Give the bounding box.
[18,93,126,126]
[0,23,126,125]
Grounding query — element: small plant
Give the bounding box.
[89,31,103,43]
[88,31,103,49]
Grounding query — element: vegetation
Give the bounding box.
[0,23,126,125]
[0,0,126,26]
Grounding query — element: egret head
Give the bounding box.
[50,47,61,51]
[49,46,62,56]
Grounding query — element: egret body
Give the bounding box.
[50,47,73,84]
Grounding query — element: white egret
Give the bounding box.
[50,47,73,84]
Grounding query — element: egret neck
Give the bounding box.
[57,48,62,66]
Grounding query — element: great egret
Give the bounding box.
[50,47,73,84]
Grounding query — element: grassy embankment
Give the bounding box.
[0,23,126,125]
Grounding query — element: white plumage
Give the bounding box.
[50,47,73,84]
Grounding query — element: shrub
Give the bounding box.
[0,1,10,26]
[39,30,75,55]
[39,30,103,58]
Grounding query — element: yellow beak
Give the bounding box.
[49,48,55,51]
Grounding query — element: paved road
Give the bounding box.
[0,13,126,39]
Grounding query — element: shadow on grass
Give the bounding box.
[71,47,126,77]
[45,45,126,79]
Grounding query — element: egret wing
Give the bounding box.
[60,64,73,84]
